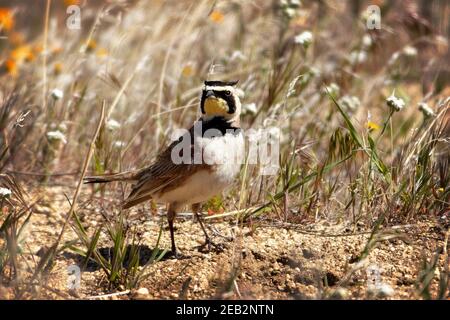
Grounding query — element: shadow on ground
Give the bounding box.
[63,245,172,271]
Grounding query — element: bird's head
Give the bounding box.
[200,80,241,122]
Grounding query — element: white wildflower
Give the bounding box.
[242,103,257,115]
[50,88,64,100]
[349,50,367,64]
[113,141,126,149]
[403,45,417,57]
[338,95,360,111]
[386,93,405,112]
[294,31,313,49]
[418,102,435,117]
[284,7,296,18]
[362,34,372,48]
[229,50,247,62]
[0,187,12,198]
[106,119,121,131]
[46,130,67,144]
[323,82,340,97]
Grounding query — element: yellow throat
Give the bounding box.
[204,98,228,116]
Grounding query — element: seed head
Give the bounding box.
[418,102,435,117]
[0,187,12,198]
[386,93,405,112]
[294,31,313,49]
[47,130,67,144]
[106,119,121,131]
[51,88,64,100]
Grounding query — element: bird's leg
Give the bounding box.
[167,204,180,258]
[192,203,224,252]
[192,203,211,249]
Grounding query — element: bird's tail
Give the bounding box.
[84,170,140,184]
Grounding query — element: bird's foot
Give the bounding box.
[197,237,226,253]
[168,248,188,260]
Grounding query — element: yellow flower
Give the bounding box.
[367,121,380,131]
[83,39,97,53]
[181,65,193,77]
[54,62,63,75]
[0,8,14,31]
[209,10,224,24]
[96,47,108,58]
[11,45,35,63]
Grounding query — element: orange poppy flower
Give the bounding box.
[64,0,81,6]
[0,8,14,31]
[209,11,224,24]
[11,45,35,63]
[3,59,18,77]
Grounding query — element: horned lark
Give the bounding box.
[85,80,244,257]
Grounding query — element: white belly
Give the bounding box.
[157,132,244,205]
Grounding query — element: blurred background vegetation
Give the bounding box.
[0,0,448,299]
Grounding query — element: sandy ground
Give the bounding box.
[0,186,448,300]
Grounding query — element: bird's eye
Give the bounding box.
[224,91,231,96]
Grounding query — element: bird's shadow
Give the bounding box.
[63,245,173,272]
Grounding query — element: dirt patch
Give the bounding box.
[0,186,448,300]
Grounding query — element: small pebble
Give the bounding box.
[132,287,150,300]
[378,284,395,297]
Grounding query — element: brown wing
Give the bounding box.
[122,123,209,209]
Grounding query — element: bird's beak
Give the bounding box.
[205,90,215,98]
[204,90,229,115]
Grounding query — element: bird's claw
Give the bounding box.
[198,238,225,253]
[169,249,188,260]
